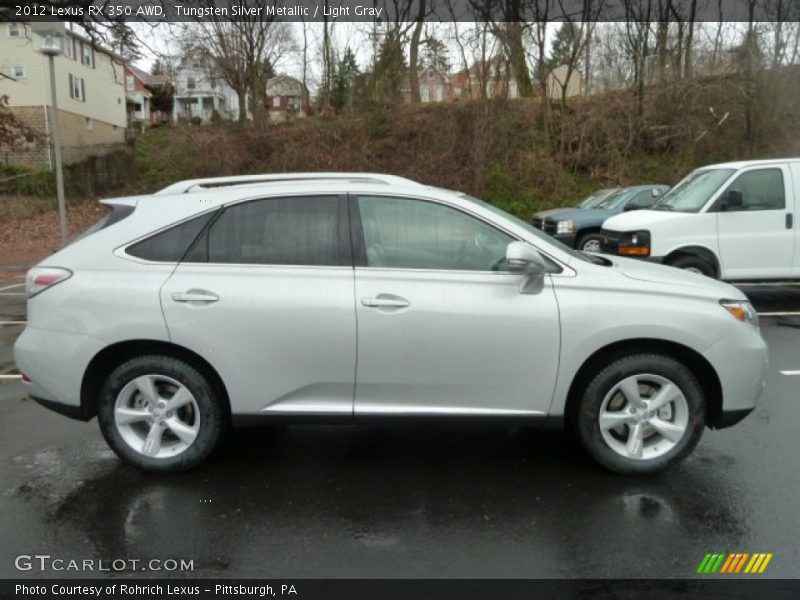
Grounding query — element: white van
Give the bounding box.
[600,158,798,280]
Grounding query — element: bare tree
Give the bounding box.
[181,2,295,124]
[408,0,429,103]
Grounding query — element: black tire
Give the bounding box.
[667,255,716,278]
[577,233,604,253]
[575,354,705,475]
[97,355,224,473]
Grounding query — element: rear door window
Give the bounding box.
[194,195,344,266]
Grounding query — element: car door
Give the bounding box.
[351,194,561,417]
[160,194,357,417]
[714,164,795,279]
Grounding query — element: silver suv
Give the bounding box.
[14,173,768,474]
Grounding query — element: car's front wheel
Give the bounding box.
[97,356,224,472]
[575,354,705,475]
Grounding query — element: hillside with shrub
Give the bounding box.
[1,67,799,269]
[130,66,800,219]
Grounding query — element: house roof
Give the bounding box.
[127,64,170,88]
[266,75,308,97]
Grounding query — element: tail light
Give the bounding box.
[25,267,72,298]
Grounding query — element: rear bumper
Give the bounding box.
[14,325,103,419]
[32,395,91,421]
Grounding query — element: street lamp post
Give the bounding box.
[39,34,68,247]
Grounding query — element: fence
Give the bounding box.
[0,148,136,200]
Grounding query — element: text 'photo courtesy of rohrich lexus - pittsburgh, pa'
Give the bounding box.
[14,173,768,475]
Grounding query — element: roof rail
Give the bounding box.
[155,173,421,195]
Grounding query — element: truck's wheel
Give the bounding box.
[668,255,717,278]
[578,233,604,253]
[575,353,705,475]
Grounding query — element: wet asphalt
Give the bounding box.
[0,284,798,579]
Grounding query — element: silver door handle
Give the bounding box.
[361,296,410,308]
[172,291,219,303]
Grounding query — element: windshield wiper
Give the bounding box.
[652,204,674,211]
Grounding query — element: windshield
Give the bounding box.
[594,189,633,210]
[578,192,604,209]
[653,169,735,213]
[577,189,618,208]
[460,194,592,263]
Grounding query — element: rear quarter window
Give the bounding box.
[126,211,216,262]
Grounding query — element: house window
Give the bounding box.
[8,23,21,38]
[272,96,280,108]
[81,43,94,68]
[187,77,196,89]
[12,65,26,79]
[125,75,135,91]
[64,37,75,59]
[85,117,93,130]
[69,74,86,101]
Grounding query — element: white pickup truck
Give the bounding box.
[599,158,799,280]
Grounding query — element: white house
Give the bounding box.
[172,51,244,123]
[0,21,127,167]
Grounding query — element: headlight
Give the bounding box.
[720,300,759,328]
[619,230,651,256]
[556,220,575,234]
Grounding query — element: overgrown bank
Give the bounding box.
[130,68,800,219]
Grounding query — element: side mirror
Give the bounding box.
[721,189,743,211]
[506,241,546,275]
[651,188,662,198]
[506,242,547,294]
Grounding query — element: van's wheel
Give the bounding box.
[667,255,716,278]
[97,356,224,473]
[578,233,604,253]
[575,354,705,475]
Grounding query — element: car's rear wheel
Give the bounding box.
[668,255,716,278]
[97,356,223,472]
[575,354,705,475]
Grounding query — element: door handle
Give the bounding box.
[361,295,410,309]
[171,290,219,303]
[787,213,794,229]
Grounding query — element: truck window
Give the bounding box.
[654,169,735,213]
[723,169,785,212]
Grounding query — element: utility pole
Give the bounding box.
[39,33,68,246]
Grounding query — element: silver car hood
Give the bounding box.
[604,255,746,300]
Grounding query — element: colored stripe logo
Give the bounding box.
[697,552,773,574]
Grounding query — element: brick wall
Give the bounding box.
[1,106,126,168]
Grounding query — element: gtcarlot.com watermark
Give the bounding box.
[14,554,194,573]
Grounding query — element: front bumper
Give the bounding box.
[552,233,577,248]
[703,324,768,429]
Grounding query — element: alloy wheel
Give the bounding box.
[597,373,689,461]
[114,374,200,459]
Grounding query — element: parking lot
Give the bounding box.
[1,282,799,579]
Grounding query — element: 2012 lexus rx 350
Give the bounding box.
[14,173,768,474]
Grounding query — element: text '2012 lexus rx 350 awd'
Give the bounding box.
[15,173,768,474]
